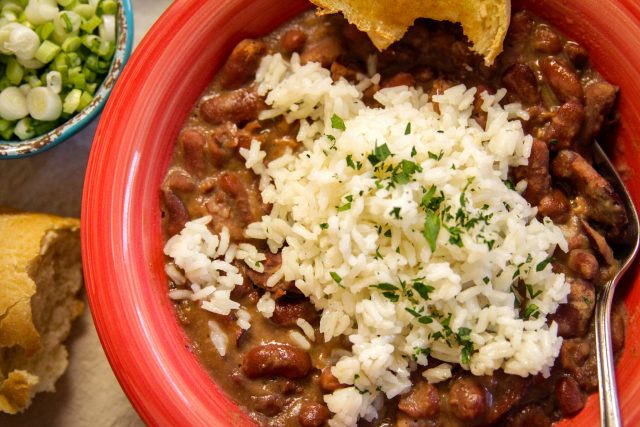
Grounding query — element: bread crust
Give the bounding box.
[0,211,82,414]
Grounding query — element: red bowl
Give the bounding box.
[82,0,640,425]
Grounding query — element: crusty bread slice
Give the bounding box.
[0,212,83,414]
[310,0,511,65]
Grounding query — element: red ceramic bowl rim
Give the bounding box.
[82,0,640,426]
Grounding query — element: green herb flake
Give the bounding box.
[405,122,412,135]
[331,113,346,131]
[523,304,540,320]
[536,256,553,272]
[320,223,329,230]
[410,146,417,157]
[384,229,392,238]
[367,143,392,166]
[371,283,399,291]
[390,207,402,219]
[330,271,342,284]
[483,277,490,285]
[423,210,441,252]
[346,154,355,169]
[382,292,399,302]
[503,179,516,190]
[413,282,435,301]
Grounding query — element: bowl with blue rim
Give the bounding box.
[0,0,133,159]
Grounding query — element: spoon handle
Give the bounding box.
[595,278,622,427]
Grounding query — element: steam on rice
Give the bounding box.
[164,52,570,426]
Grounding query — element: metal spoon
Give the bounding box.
[592,141,640,427]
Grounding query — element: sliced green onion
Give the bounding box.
[14,117,34,139]
[80,14,101,33]
[62,87,80,113]
[17,55,45,69]
[26,86,61,120]
[72,3,95,19]
[77,89,91,110]
[25,0,58,26]
[6,58,23,85]
[99,14,114,43]
[100,0,117,15]
[68,66,84,88]
[61,35,80,52]
[54,10,81,35]
[0,86,28,120]
[0,117,13,133]
[82,66,95,82]
[36,21,55,40]
[26,75,42,87]
[57,0,76,8]
[46,70,61,93]
[4,23,39,60]
[85,82,96,94]
[34,39,60,63]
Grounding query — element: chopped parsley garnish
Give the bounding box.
[330,272,342,284]
[523,304,540,320]
[536,256,553,272]
[412,282,435,300]
[503,179,516,190]
[320,223,329,229]
[411,146,417,157]
[423,210,441,252]
[428,150,444,161]
[367,143,392,166]
[405,122,412,135]
[371,283,399,291]
[331,113,346,131]
[390,207,402,219]
[384,229,392,238]
[456,327,474,365]
[483,277,490,285]
[526,284,543,300]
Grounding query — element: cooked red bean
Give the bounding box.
[330,62,358,82]
[448,377,487,420]
[523,139,551,206]
[319,367,344,392]
[581,81,617,145]
[251,394,287,416]
[164,168,196,193]
[538,189,570,223]
[272,298,319,326]
[162,190,189,236]
[552,150,627,239]
[398,381,440,419]
[180,129,207,177]
[502,63,541,105]
[282,28,307,52]
[382,72,415,88]
[201,89,266,125]
[507,405,552,427]
[301,36,343,67]
[564,41,589,67]
[509,11,535,41]
[567,249,599,280]
[242,343,311,379]
[219,39,267,90]
[299,402,330,427]
[244,251,293,295]
[559,339,591,372]
[532,25,562,54]
[539,57,584,102]
[485,374,526,423]
[540,100,584,150]
[555,376,585,415]
[551,278,595,338]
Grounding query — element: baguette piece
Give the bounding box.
[0,211,83,414]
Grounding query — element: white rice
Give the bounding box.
[163,52,571,426]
